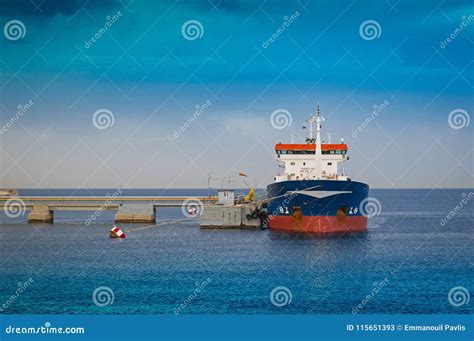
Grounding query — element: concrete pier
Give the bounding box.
[115,203,156,223]
[28,205,54,223]
[0,189,18,196]
[200,204,263,229]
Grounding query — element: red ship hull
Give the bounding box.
[268,215,368,233]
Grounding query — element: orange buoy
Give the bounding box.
[109,225,126,239]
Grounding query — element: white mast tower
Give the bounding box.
[303,104,325,179]
[314,104,325,179]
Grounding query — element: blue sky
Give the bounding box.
[0,0,472,188]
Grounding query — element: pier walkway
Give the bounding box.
[0,196,217,223]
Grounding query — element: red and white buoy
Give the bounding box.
[109,225,126,239]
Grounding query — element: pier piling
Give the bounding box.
[28,205,54,223]
[115,203,156,223]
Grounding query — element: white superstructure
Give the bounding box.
[274,105,349,182]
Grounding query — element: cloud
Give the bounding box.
[218,111,269,136]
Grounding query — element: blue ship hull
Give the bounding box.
[266,180,369,233]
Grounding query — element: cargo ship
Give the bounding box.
[266,105,369,233]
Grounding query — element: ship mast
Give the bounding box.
[314,104,325,178]
[303,104,325,178]
[315,104,322,158]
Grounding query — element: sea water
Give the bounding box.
[0,189,472,314]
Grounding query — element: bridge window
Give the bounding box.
[277,149,347,155]
[327,162,332,166]
[290,162,295,165]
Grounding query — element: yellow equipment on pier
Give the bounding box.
[244,188,255,203]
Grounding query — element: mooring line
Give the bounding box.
[127,218,193,232]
